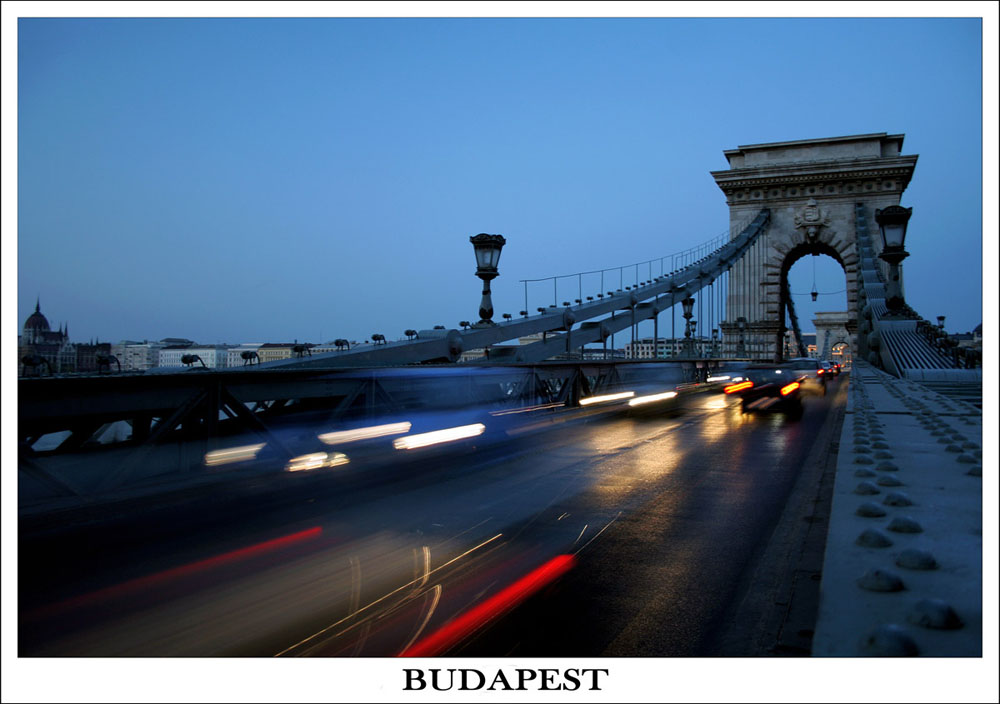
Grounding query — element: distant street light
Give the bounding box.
[469,233,506,327]
[875,205,913,312]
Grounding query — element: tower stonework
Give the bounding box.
[711,133,918,361]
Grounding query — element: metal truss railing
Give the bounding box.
[262,209,770,370]
[18,359,730,504]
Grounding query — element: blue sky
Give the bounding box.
[13,16,988,344]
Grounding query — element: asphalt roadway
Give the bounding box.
[19,375,847,657]
[459,376,848,657]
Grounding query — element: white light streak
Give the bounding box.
[628,391,678,407]
[318,422,412,445]
[578,391,635,406]
[392,423,485,450]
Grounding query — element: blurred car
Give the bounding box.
[723,365,804,419]
[784,357,829,396]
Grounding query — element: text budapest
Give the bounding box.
[403,668,609,691]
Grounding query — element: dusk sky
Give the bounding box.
[12,14,989,346]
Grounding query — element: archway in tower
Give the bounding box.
[780,243,849,360]
[831,341,852,369]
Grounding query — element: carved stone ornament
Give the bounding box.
[794,198,832,242]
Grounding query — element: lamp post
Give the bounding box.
[736,316,747,358]
[937,315,946,331]
[874,205,913,312]
[712,328,719,357]
[469,233,506,327]
[681,296,695,357]
[690,320,698,357]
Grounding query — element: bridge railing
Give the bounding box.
[260,208,770,369]
[518,231,730,315]
[18,359,741,512]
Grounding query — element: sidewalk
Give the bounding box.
[811,361,983,656]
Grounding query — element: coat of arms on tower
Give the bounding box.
[794,198,832,242]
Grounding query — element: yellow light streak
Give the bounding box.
[204,443,266,466]
[285,451,350,472]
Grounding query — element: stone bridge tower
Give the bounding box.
[711,133,918,361]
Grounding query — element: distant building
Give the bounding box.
[789,332,817,358]
[157,343,194,368]
[19,300,77,375]
[257,343,314,363]
[159,345,228,368]
[224,343,261,367]
[114,341,167,371]
[953,323,982,350]
[75,340,112,373]
[624,336,714,359]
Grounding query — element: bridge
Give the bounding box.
[17,133,981,659]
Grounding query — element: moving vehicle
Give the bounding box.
[820,360,839,377]
[784,357,828,396]
[724,365,804,419]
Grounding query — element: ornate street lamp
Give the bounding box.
[736,316,747,358]
[874,205,913,311]
[681,296,695,357]
[469,233,506,326]
[937,315,946,330]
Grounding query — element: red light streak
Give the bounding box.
[780,382,801,396]
[724,381,753,394]
[28,526,323,620]
[399,554,576,657]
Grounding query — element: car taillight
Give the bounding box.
[724,381,754,394]
[780,382,800,396]
[817,369,824,375]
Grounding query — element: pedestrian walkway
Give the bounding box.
[812,361,982,656]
